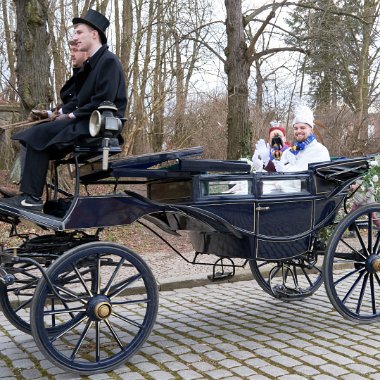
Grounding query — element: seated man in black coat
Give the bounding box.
[29,39,89,121]
[1,9,127,212]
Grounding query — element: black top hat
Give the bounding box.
[73,9,110,44]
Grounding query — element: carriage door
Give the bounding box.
[255,174,313,260]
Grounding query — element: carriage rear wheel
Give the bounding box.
[324,203,380,323]
[0,260,44,334]
[30,242,158,375]
[0,233,98,334]
[249,249,323,300]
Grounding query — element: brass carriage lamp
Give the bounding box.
[89,101,124,170]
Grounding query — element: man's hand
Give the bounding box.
[255,139,270,165]
[27,110,48,122]
[55,114,70,121]
[281,149,296,165]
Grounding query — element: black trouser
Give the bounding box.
[20,145,50,198]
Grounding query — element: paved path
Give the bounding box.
[0,277,379,379]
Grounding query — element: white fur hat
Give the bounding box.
[292,103,314,128]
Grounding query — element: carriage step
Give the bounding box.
[207,271,234,282]
[207,257,236,282]
[272,285,308,299]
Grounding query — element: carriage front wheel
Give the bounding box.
[323,203,380,323]
[30,242,158,375]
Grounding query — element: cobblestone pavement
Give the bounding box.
[0,277,380,380]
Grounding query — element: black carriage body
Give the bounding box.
[0,147,369,262]
[145,163,355,260]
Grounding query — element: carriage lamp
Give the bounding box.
[89,101,124,170]
[89,101,122,138]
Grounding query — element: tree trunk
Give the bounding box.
[15,0,52,118]
[2,0,17,102]
[225,0,251,159]
[151,0,165,152]
[351,0,376,148]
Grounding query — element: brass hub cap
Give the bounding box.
[94,302,112,319]
[372,258,380,272]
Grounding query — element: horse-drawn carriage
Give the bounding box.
[0,108,379,374]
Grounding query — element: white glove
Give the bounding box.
[255,139,270,165]
[273,160,285,172]
[251,151,264,172]
[281,148,296,165]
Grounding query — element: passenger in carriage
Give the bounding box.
[15,40,89,178]
[28,40,89,122]
[252,103,330,173]
[251,120,291,172]
[0,9,127,212]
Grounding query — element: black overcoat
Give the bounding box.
[58,67,80,107]
[13,45,126,152]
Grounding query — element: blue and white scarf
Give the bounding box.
[290,134,315,155]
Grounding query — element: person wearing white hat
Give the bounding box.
[252,103,330,172]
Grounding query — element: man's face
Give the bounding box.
[73,24,98,53]
[69,45,88,68]
[293,123,313,142]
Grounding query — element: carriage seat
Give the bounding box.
[73,135,122,163]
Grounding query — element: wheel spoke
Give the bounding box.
[338,238,367,260]
[370,274,376,315]
[70,319,93,360]
[51,284,89,305]
[72,264,93,297]
[334,267,363,287]
[341,269,365,304]
[355,273,369,314]
[108,273,143,299]
[104,318,124,349]
[374,232,380,255]
[96,320,100,362]
[50,315,89,342]
[367,213,374,253]
[111,310,144,328]
[104,258,125,295]
[13,297,33,312]
[43,306,86,316]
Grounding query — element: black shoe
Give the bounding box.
[0,193,43,212]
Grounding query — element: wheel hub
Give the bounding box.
[87,295,112,320]
[366,255,380,273]
[372,258,380,272]
[94,302,112,319]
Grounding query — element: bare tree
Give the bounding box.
[15,0,52,117]
[1,0,17,101]
[224,0,305,159]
